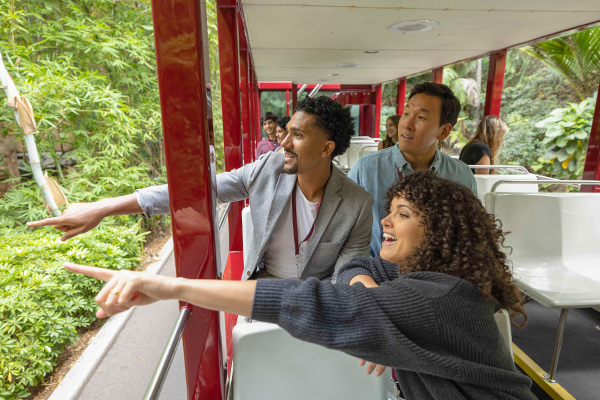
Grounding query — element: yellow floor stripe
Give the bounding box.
[512,344,576,400]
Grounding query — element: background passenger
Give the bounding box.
[256,111,279,158]
[459,115,508,174]
[28,97,373,281]
[65,172,535,400]
[275,116,290,153]
[377,115,401,150]
[349,82,476,257]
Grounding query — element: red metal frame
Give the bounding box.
[286,90,290,116]
[291,83,298,113]
[150,0,222,398]
[359,105,375,137]
[332,91,375,106]
[581,82,600,192]
[432,67,444,84]
[397,78,407,115]
[374,84,383,138]
[484,50,507,117]
[217,0,244,251]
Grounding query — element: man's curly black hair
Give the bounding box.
[276,116,291,130]
[384,172,527,327]
[295,96,354,158]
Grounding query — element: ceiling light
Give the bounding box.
[336,62,362,68]
[364,50,379,54]
[387,20,438,34]
[315,79,330,82]
[329,73,339,76]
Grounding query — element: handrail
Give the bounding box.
[218,202,232,233]
[491,180,600,193]
[143,305,192,400]
[468,165,529,174]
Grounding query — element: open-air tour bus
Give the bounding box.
[85,0,600,399]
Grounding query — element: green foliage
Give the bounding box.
[0,223,145,400]
[535,94,597,179]
[0,0,165,227]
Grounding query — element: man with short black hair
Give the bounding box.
[256,111,279,158]
[349,82,476,257]
[29,97,373,281]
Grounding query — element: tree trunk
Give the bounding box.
[0,134,21,198]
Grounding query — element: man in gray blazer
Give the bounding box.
[28,97,373,281]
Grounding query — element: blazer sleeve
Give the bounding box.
[331,194,373,282]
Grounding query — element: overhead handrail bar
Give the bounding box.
[491,180,600,193]
[219,202,232,233]
[468,165,529,174]
[296,84,308,98]
[308,84,323,98]
[143,305,192,400]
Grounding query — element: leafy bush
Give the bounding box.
[536,93,597,179]
[0,223,145,400]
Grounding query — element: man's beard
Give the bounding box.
[283,150,298,174]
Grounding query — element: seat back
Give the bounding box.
[232,322,394,400]
[474,173,538,206]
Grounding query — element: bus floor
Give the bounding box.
[511,301,600,400]
[78,254,187,400]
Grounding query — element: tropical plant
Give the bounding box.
[535,93,597,179]
[523,27,600,100]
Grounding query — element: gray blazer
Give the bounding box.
[136,152,373,281]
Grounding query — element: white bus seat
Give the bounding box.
[485,192,600,309]
[359,144,379,158]
[494,309,513,360]
[232,321,394,400]
[241,206,252,265]
[474,173,538,206]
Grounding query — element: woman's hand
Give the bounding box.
[64,262,177,318]
[359,359,387,377]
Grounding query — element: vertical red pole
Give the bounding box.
[432,67,444,84]
[581,81,600,192]
[374,84,383,138]
[397,77,406,115]
[484,50,507,117]
[240,50,252,165]
[291,83,298,114]
[150,0,222,399]
[216,0,243,251]
[286,90,290,116]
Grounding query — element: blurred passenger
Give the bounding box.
[377,115,401,150]
[349,82,476,257]
[459,115,508,174]
[256,112,279,158]
[28,97,373,281]
[65,172,535,400]
[275,116,290,153]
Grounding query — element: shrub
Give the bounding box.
[0,222,145,400]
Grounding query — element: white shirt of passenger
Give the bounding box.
[263,182,319,278]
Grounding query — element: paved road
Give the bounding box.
[79,255,187,400]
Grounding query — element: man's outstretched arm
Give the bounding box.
[26,193,144,241]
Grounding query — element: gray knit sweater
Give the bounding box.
[251,256,536,400]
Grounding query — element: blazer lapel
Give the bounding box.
[258,172,296,254]
[301,167,342,273]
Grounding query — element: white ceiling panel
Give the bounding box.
[240,1,600,84]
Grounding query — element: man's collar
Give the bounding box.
[430,149,442,172]
[394,144,441,172]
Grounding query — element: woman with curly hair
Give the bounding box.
[64,172,534,400]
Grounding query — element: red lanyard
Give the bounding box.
[397,166,403,180]
[267,138,276,151]
[292,184,323,271]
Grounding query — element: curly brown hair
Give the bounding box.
[384,172,527,327]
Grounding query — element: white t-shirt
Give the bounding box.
[263,183,319,278]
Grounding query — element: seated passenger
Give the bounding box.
[459,115,508,174]
[275,116,290,153]
[377,115,401,150]
[65,172,536,400]
[28,97,373,281]
[349,82,476,256]
[256,111,279,158]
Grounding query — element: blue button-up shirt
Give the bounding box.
[348,144,477,257]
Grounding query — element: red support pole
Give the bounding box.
[291,83,298,113]
[397,77,407,115]
[286,90,290,116]
[484,50,507,117]
[240,49,252,166]
[150,0,222,398]
[581,81,600,192]
[432,67,444,84]
[374,84,383,138]
[216,0,244,251]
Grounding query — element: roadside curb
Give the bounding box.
[48,237,174,400]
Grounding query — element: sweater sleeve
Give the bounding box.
[251,277,444,372]
[335,256,400,285]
